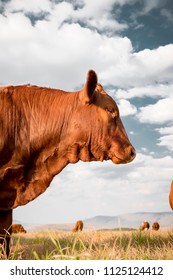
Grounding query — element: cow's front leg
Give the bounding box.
[0,209,12,258]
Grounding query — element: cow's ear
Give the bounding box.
[80,70,97,103]
[169,181,173,210]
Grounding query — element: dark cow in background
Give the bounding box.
[140,221,150,231]
[169,181,173,210]
[72,220,84,232]
[152,222,160,231]
[0,70,136,256]
[11,224,27,234]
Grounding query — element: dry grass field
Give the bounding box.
[1,229,173,260]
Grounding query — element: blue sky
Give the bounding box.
[0,0,173,225]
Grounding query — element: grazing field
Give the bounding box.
[1,229,173,260]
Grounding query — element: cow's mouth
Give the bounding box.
[111,148,136,164]
[111,155,128,164]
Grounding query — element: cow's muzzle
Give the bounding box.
[111,145,136,164]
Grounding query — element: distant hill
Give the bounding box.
[27,223,75,232]
[22,212,173,232]
[84,212,173,229]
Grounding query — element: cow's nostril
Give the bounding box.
[130,147,136,160]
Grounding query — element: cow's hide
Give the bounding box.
[11,224,27,234]
[152,222,160,231]
[72,220,83,232]
[140,221,150,230]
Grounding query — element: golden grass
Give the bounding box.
[1,229,173,260]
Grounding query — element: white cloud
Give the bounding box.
[133,45,173,83]
[117,99,137,116]
[0,9,134,89]
[130,0,163,20]
[157,135,173,152]
[156,126,173,152]
[137,97,173,124]
[141,147,148,153]
[97,44,173,88]
[127,153,173,183]
[156,126,173,135]
[141,0,162,14]
[14,153,173,223]
[134,23,144,30]
[115,84,173,100]
[4,0,129,33]
[84,16,128,33]
[71,0,129,32]
[4,0,52,14]
[71,0,134,18]
[161,8,173,23]
[0,1,173,90]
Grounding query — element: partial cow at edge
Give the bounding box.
[72,220,84,232]
[140,221,150,231]
[11,224,27,234]
[0,70,136,256]
[169,181,173,210]
[152,222,160,231]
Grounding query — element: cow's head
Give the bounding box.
[169,181,173,210]
[64,70,136,164]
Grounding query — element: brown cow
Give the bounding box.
[169,181,173,210]
[72,220,84,232]
[140,221,150,230]
[152,222,160,231]
[11,224,27,234]
[0,70,136,256]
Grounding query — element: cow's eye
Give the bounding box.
[106,108,117,122]
[106,107,114,114]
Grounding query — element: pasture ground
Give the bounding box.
[1,229,173,260]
